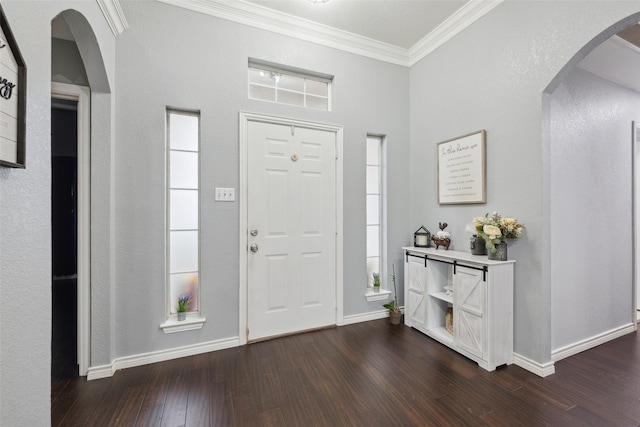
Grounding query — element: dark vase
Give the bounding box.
[470,236,487,255]
[488,241,507,261]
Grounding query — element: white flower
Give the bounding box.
[483,224,502,240]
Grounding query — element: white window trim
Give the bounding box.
[365,134,388,302]
[160,315,206,334]
[162,108,205,332]
[247,58,333,111]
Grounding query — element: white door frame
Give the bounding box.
[239,111,344,345]
[52,82,91,375]
[634,121,640,328]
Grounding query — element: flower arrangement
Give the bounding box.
[473,211,524,253]
[177,292,191,313]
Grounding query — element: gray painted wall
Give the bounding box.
[52,37,89,86]
[5,0,640,424]
[114,0,411,357]
[409,1,640,365]
[0,2,115,425]
[549,67,638,351]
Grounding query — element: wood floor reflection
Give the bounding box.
[52,318,640,426]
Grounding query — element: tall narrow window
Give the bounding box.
[366,135,385,290]
[167,109,200,318]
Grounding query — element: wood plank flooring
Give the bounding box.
[52,318,640,426]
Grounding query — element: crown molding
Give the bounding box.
[157,0,502,67]
[409,0,504,66]
[96,0,129,36]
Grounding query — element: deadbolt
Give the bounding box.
[250,228,258,237]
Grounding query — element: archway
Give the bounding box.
[50,9,112,378]
[543,12,640,363]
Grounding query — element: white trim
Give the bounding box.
[364,288,392,302]
[551,323,636,362]
[634,122,640,320]
[157,0,502,67]
[86,360,117,381]
[51,82,91,377]
[239,111,344,342]
[96,0,129,36]
[408,0,504,66]
[87,336,240,380]
[342,308,403,325]
[513,353,555,378]
[160,316,207,333]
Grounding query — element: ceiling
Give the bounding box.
[243,0,469,49]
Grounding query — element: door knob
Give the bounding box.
[250,243,259,253]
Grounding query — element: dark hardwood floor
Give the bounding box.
[52,318,640,426]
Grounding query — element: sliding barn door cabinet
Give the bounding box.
[403,247,515,371]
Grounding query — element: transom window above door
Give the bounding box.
[248,58,333,111]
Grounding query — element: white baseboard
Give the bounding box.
[87,361,117,380]
[551,323,636,362]
[513,353,555,377]
[88,309,409,380]
[342,307,404,325]
[87,336,241,380]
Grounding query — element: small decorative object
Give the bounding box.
[413,225,431,247]
[444,285,453,296]
[472,211,524,261]
[383,264,402,325]
[431,222,451,250]
[372,272,381,293]
[177,292,191,321]
[445,307,454,335]
[470,234,487,255]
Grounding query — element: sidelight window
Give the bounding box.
[166,109,200,319]
[366,135,387,294]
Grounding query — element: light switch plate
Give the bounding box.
[215,187,235,201]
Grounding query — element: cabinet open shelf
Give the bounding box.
[403,247,515,372]
[430,291,453,304]
[431,326,454,343]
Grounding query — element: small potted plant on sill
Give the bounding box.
[372,272,381,293]
[383,264,402,325]
[177,292,191,321]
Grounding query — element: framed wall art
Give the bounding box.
[0,5,26,168]
[437,130,486,204]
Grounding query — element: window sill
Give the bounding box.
[365,288,391,302]
[160,316,206,334]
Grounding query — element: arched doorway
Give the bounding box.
[543,12,640,363]
[50,9,111,381]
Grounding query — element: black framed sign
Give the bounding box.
[437,130,486,204]
[0,5,26,168]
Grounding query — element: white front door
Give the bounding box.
[246,120,337,341]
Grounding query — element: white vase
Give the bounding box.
[177,312,186,321]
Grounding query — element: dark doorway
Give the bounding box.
[51,98,79,382]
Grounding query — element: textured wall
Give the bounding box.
[409,1,640,365]
[0,1,115,425]
[114,0,410,357]
[549,67,638,351]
